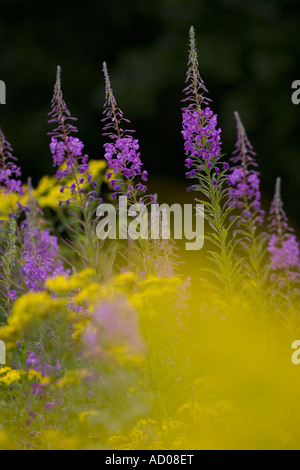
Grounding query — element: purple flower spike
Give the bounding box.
[21,191,66,291]
[181,27,227,187]
[48,66,98,206]
[228,112,265,227]
[267,177,300,283]
[0,127,24,196]
[102,62,153,203]
[48,66,78,139]
[22,223,65,292]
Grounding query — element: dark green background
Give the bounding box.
[0,0,299,223]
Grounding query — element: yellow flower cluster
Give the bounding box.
[47,270,139,342]
[57,368,91,389]
[0,367,23,385]
[0,430,16,450]
[108,419,164,450]
[0,187,28,220]
[130,276,183,320]
[0,291,65,349]
[33,429,80,451]
[107,345,145,368]
[27,369,50,385]
[46,269,100,339]
[78,409,102,424]
[0,367,49,387]
[46,268,97,294]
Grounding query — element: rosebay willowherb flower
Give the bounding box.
[21,190,65,292]
[83,297,146,360]
[48,66,98,207]
[0,127,24,197]
[268,177,300,286]
[102,62,153,203]
[228,112,269,304]
[22,224,64,291]
[229,112,265,227]
[181,27,240,298]
[182,28,227,189]
[102,62,174,279]
[0,217,18,316]
[48,66,106,275]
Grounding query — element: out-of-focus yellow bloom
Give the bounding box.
[37,430,80,451]
[130,276,182,319]
[73,283,100,306]
[71,319,90,341]
[46,268,96,294]
[57,370,80,389]
[103,167,119,184]
[0,430,14,450]
[34,177,66,210]
[33,175,56,198]
[0,292,64,348]
[0,188,28,219]
[0,367,24,385]
[0,367,50,387]
[112,272,137,292]
[89,160,107,176]
[108,419,164,450]
[78,410,102,424]
[34,159,106,210]
[27,370,50,385]
[108,345,145,368]
[57,369,90,389]
[46,274,71,293]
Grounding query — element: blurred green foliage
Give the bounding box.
[0,0,299,221]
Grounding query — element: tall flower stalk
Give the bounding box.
[0,217,18,317]
[182,27,240,298]
[268,178,300,305]
[0,127,25,219]
[48,66,102,274]
[0,129,24,316]
[0,127,24,198]
[102,62,152,204]
[21,187,65,292]
[228,112,269,304]
[102,63,176,278]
